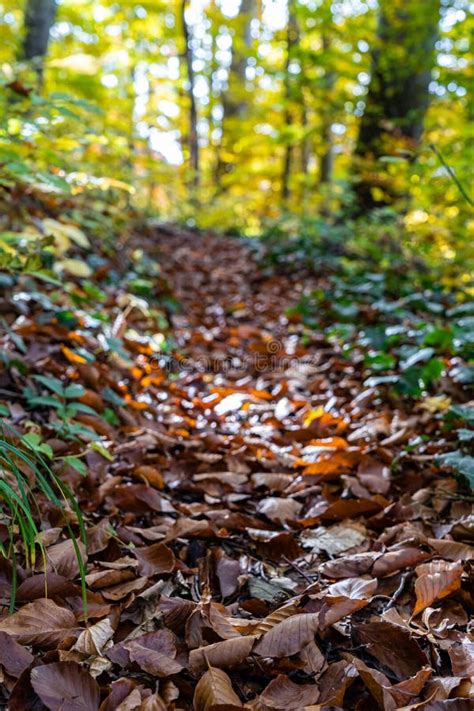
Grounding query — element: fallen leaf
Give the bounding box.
[72,618,115,656]
[413,561,463,616]
[31,662,100,711]
[193,666,242,710]
[0,599,77,647]
[189,635,257,674]
[0,631,34,678]
[134,542,176,576]
[254,613,319,658]
[257,674,320,708]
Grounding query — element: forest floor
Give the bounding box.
[0,223,473,710]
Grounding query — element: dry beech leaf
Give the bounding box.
[326,576,377,600]
[124,629,182,677]
[193,666,243,711]
[251,602,301,635]
[189,635,258,674]
[300,522,367,555]
[132,465,165,489]
[389,666,433,708]
[0,598,77,647]
[16,572,78,602]
[355,619,429,679]
[372,547,431,578]
[134,542,176,576]
[159,595,197,633]
[254,613,319,658]
[345,653,397,711]
[0,631,34,678]
[413,561,463,616]
[256,674,320,709]
[257,496,302,523]
[318,660,358,706]
[114,688,143,711]
[299,639,325,674]
[72,618,115,656]
[319,551,378,579]
[31,661,100,711]
[38,538,87,580]
[140,693,168,711]
[427,538,474,562]
[448,640,474,676]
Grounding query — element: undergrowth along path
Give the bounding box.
[0,225,472,709]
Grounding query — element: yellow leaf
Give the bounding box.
[303,407,325,428]
[43,218,90,250]
[420,396,452,413]
[57,259,92,278]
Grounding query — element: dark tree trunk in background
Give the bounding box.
[354,0,439,210]
[181,0,199,192]
[281,1,299,204]
[215,0,255,188]
[319,35,336,186]
[22,0,57,89]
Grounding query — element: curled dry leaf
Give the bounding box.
[317,660,358,706]
[193,666,243,711]
[372,547,431,578]
[72,618,115,656]
[140,693,168,711]
[251,602,301,635]
[30,661,100,711]
[319,552,378,579]
[132,465,165,489]
[299,639,325,674]
[124,629,182,677]
[189,635,258,674]
[134,542,176,576]
[0,598,77,647]
[159,595,197,633]
[413,561,463,616]
[326,576,378,600]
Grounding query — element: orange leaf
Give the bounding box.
[413,561,463,616]
[61,346,87,365]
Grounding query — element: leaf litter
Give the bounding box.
[0,226,473,709]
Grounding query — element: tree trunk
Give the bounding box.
[215,0,255,188]
[319,35,335,186]
[281,1,299,204]
[353,0,439,210]
[181,0,199,192]
[21,0,57,89]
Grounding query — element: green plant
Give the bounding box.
[0,421,88,612]
[26,374,101,442]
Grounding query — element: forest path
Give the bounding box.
[1,227,470,709]
[154,227,313,377]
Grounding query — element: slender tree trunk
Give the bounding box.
[353,0,439,210]
[319,35,335,186]
[21,0,57,90]
[181,0,199,192]
[281,1,298,204]
[215,0,254,188]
